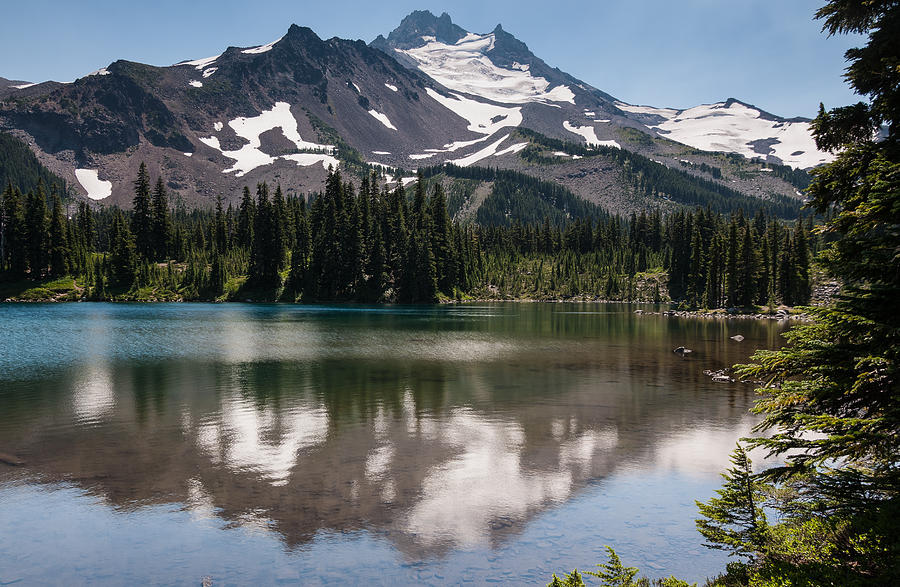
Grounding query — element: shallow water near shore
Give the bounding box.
[0,302,786,584]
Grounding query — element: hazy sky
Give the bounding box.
[0,0,863,118]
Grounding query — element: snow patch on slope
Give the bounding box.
[400,33,574,105]
[450,134,510,167]
[189,80,203,88]
[384,83,398,92]
[368,109,398,131]
[563,121,620,149]
[177,54,221,70]
[11,83,37,89]
[616,101,831,168]
[75,169,112,200]
[242,37,282,55]
[494,142,528,157]
[426,88,522,135]
[198,102,335,177]
[281,153,340,170]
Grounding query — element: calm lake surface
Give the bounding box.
[0,303,787,585]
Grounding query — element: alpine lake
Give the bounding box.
[0,302,788,585]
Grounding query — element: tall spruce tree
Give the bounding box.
[1,185,26,277]
[151,177,172,260]
[24,183,48,278]
[720,2,900,582]
[132,163,153,259]
[48,193,69,277]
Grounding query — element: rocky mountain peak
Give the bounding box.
[382,10,468,49]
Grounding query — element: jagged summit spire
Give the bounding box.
[381,10,469,49]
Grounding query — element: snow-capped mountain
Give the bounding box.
[374,11,830,170]
[0,11,827,211]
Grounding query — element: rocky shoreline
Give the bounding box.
[634,307,811,321]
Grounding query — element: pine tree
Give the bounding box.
[1,185,26,277]
[132,162,153,259]
[48,193,69,277]
[237,186,254,250]
[108,209,136,287]
[725,216,739,307]
[24,183,48,278]
[430,183,452,293]
[585,546,640,586]
[151,176,172,260]
[695,444,769,560]
[214,195,227,252]
[727,2,900,581]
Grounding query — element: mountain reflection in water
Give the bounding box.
[0,303,786,583]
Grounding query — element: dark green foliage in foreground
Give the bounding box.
[695,2,900,585]
[695,446,769,561]
[547,547,696,587]
[549,3,898,584]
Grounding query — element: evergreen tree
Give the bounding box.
[48,193,69,277]
[151,176,172,260]
[719,2,900,582]
[108,209,136,287]
[237,186,255,250]
[1,185,26,277]
[695,444,769,560]
[24,183,48,278]
[132,162,153,259]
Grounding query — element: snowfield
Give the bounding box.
[241,37,282,55]
[426,88,522,135]
[75,169,112,200]
[400,33,574,105]
[494,142,528,157]
[189,80,203,88]
[616,101,832,168]
[563,121,620,149]
[199,102,335,176]
[368,109,398,131]
[176,54,220,70]
[563,121,599,144]
[449,134,510,167]
[384,83,398,92]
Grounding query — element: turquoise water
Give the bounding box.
[0,303,786,585]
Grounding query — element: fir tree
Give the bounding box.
[151,176,172,260]
[48,193,69,277]
[132,162,153,259]
[695,444,769,560]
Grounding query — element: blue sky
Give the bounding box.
[0,0,862,118]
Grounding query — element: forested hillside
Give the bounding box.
[0,133,67,197]
[1,163,815,307]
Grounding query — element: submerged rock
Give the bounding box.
[0,452,24,466]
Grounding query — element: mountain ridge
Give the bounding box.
[0,11,824,213]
